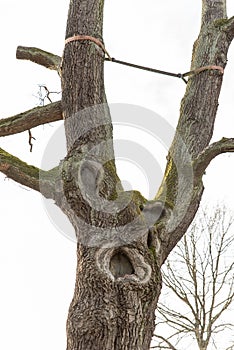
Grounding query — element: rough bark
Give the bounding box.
[16,46,61,71]
[0,148,56,198]
[194,137,234,178]
[60,1,165,349]
[58,0,234,349]
[156,0,234,263]
[0,101,62,136]
[0,0,234,349]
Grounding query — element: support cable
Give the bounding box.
[65,35,224,84]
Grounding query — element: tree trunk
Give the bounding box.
[58,0,234,349]
[0,1,234,348]
[61,0,163,349]
[66,244,162,350]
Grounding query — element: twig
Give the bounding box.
[28,129,36,152]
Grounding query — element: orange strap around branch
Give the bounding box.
[65,35,112,60]
[183,65,224,77]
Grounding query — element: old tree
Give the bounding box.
[1,0,234,349]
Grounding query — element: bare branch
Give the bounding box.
[0,101,62,137]
[162,266,197,318]
[157,206,234,349]
[152,335,179,350]
[39,85,61,105]
[157,299,196,335]
[226,343,234,350]
[194,138,234,179]
[213,323,234,333]
[0,148,56,199]
[211,291,234,326]
[28,129,36,152]
[16,46,61,72]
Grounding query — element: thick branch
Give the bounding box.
[161,137,234,262]
[0,148,55,199]
[16,46,61,71]
[202,0,227,25]
[157,3,234,261]
[0,101,62,136]
[194,138,234,179]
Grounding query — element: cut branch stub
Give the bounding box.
[16,46,61,71]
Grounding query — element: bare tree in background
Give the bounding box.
[152,205,234,350]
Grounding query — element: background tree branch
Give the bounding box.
[0,101,62,136]
[151,334,179,350]
[154,206,234,350]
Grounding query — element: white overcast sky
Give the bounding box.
[0,1,234,349]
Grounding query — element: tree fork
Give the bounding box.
[0,0,234,349]
[16,46,61,71]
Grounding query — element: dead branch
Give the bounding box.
[0,101,62,137]
[39,85,61,105]
[28,129,36,152]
